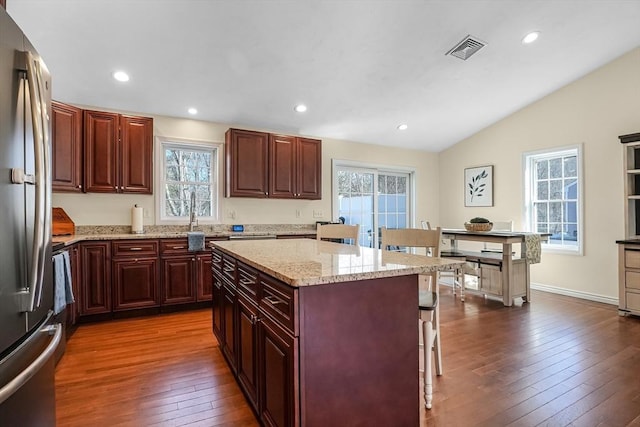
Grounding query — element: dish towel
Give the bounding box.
[53,251,74,315]
[524,233,542,264]
[187,231,205,252]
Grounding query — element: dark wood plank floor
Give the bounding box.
[56,289,640,426]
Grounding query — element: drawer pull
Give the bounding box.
[239,278,255,286]
[223,267,235,273]
[129,247,143,251]
[172,246,185,249]
[265,295,286,306]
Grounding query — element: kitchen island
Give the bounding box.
[210,238,463,427]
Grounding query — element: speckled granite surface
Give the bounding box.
[52,224,317,246]
[211,239,464,287]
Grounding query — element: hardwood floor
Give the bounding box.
[55,289,640,426]
[54,310,258,427]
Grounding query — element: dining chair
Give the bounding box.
[421,221,466,298]
[379,226,442,409]
[316,223,360,245]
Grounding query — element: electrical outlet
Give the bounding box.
[227,209,236,219]
[313,210,323,218]
[143,209,150,218]
[296,209,301,218]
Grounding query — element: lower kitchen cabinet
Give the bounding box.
[259,315,298,427]
[212,248,298,427]
[112,258,160,310]
[212,265,224,342]
[196,253,213,301]
[112,240,160,311]
[162,255,196,304]
[222,278,238,374]
[237,293,259,411]
[160,239,215,305]
[79,241,111,315]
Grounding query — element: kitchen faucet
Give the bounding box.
[189,191,198,231]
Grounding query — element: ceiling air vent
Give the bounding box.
[446,35,486,60]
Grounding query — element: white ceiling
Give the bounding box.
[7,0,640,152]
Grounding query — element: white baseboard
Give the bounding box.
[530,282,618,306]
[440,276,618,306]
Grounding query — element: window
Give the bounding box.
[157,137,220,223]
[333,161,414,248]
[524,145,582,253]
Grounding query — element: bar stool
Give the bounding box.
[380,226,442,409]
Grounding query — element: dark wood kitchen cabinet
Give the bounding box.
[259,314,297,427]
[79,241,111,315]
[270,134,321,200]
[160,239,214,305]
[212,248,298,427]
[225,128,321,200]
[237,293,259,411]
[196,253,213,301]
[225,128,270,198]
[162,255,195,304]
[84,110,153,194]
[52,101,83,192]
[112,240,160,311]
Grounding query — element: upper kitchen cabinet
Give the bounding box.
[269,134,322,199]
[225,128,270,198]
[52,101,83,192]
[84,110,153,194]
[225,128,322,200]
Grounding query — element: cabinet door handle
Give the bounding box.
[239,278,255,287]
[265,295,285,306]
[250,314,262,324]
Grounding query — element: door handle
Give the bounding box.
[14,51,51,312]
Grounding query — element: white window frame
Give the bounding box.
[155,136,222,224]
[523,144,583,255]
[332,159,416,248]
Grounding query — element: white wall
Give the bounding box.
[53,113,439,228]
[438,47,640,302]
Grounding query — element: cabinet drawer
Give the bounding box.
[212,249,223,271]
[626,291,640,311]
[237,262,259,301]
[160,238,189,255]
[260,275,297,336]
[112,240,158,258]
[625,271,640,290]
[624,250,640,269]
[222,255,237,283]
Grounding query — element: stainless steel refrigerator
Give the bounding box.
[0,7,60,426]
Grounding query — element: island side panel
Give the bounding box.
[298,275,420,426]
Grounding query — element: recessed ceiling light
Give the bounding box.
[187,107,198,115]
[294,104,307,113]
[112,71,130,82]
[397,124,408,131]
[522,31,540,44]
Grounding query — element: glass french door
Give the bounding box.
[334,165,411,248]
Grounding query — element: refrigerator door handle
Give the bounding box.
[14,51,51,313]
[0,323,61,406]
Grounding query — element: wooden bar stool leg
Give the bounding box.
[433,308,442,376]
[422,317,434,409]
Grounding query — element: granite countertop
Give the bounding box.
[51,226,316,247]
[211,239,464,287]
